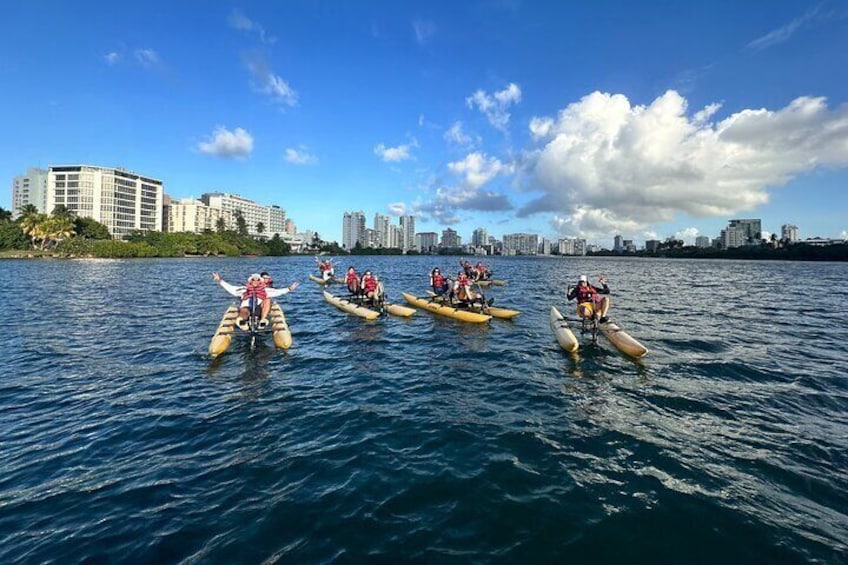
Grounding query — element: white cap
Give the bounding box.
[579,275,588,283]
[249,273,262,280]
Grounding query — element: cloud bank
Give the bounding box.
[524,90,848,238]
[198,126,254,158]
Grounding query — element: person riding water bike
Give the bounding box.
[430,267,451,297]
[315,257,336,281]
[567,275,610,323]
[260,271,274,287]
[344,266,361,296]
[213,272,298,330]
[473,262,491,282]
[360,270,383,307]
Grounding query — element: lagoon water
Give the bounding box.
[0,256,846,563]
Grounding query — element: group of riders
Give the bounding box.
[213,255,612,330]
[315,258,384,307]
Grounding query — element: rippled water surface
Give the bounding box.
[1,256,846,563]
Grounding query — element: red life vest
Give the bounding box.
[346,272,359,284]
[456,275,470,288]
[575,284,598,303]
[432,273,445,287]
[242,283,267,300]
[362,276,377,292]
[319,262,332,272]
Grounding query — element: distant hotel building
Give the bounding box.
[781,224,799,243]
[504,233,538,255]
[416,232,438,253]
[695,235,711,248]
[557,238,586,256]
[11,167,50,218]
[168,197,232,233]
[441,228,460,248]
[199,193,286,237]
[44,165,163,238]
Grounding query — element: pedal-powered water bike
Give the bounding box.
[550,295,647,358]
[209,296,293,358]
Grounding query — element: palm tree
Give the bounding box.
[215,217,226,233]
[256,221,265,237]
[18,204,39,218]
[39,216,75,249]
[20,212,47,249]
[51,204,76,220]
[234,209,248,237]
[0,207,11,223]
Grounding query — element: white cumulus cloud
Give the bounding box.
[244,53,297,107]
[374,139,418,162]
[466,83,522,131]
[284,146,318,165]
[523,90,848,238]
[197,126,254,159]
[103,52,120,65]
[448,152,511,190]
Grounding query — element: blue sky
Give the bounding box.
[2,0,847,246]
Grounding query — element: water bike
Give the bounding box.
[209,295,292,357]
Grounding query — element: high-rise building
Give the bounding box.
[540,238,552,255]
[342,211,366,250]
[387,224,403,249]
[695,235,711,248]
[400,215,416,251]
[613,235,623,252]
[46,165,163,238]
[504,233,539,255]
[168,197,232,233]
[720,226,746,249]
[416,232,438,252]
[12,167,49,218]
[441,228,460,248]
[472,227,488,247]
[781,224,799,243]
[728,218,762,245]
[201,192,286,237]
[645,239,661,252]
[374,213,391,247]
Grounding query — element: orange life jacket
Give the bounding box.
[242,283,267,300]
[575,284,598,303]
[362,276,377,292]
[432,273,445,287]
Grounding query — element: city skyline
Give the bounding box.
[2,1,848,246]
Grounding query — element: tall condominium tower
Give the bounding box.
[343,211,366,249]
[46,165,163,238]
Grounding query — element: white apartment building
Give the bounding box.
[781,224,799,243]
[201,193,286,237]
[12,167,49,218]
[168,198,232,233]
[46,165,163,238]
[387,224,402,249]
[400,215,416,251]
[504,233,538,255]
[373,213,390,247]
[472,227,488,247]
[343,211,366,250]
[416,232,438,253]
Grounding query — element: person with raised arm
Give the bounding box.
[213,272,298,330]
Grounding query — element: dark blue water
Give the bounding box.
[1,256,846,563]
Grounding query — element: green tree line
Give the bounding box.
[0,205,294,258]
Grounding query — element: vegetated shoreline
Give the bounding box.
[2,245,847,262]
